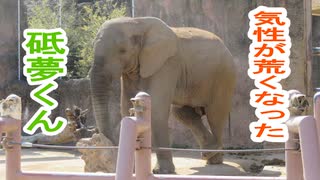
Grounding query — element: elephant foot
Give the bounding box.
[153,160,176,174]
[202,152,224,165]
[201,143,224,164]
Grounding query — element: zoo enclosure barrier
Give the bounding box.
[1,92,320,180]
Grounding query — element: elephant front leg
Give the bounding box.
[145,57,180,174]
[152,105,175,174]
[148,77,177,174]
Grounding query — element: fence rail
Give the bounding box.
[1,92,320,180]
[5,141,297,152]
[313,47,320,56]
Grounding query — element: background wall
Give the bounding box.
[0,0,314,149]
[134,0,312,148]
[0,0,27,97]
[312,15,320,88]
[0,0,20,92]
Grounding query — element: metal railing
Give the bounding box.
[1,92,320,180]
[6,141,296,152]
[313,47,320,56]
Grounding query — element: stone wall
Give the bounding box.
[1,0,313,149]
[312,15,320,88]
[0,0,27,95]
[0,0,19,89]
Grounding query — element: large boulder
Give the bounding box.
[76,133,117,173]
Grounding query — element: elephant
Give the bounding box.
[90,16,237,174]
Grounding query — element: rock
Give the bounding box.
[76,133,117,173]
[261,158,285,166]
[288,90,309,116]
[0,94,22,120]
[22,106,96,145]
[231,154,266,174]
[22,125,75,144]
[248,162,265,174]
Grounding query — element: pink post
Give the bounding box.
[132,92,152,180]
[5,118,22,180]
[285,115,320,179]
[0,95,22,180]
[314,92,320,153]
[115,117,137,180]
[115,92,152,180]
[285,92,320,179]
[0,117,22,180]
[299,117,320,179]
[285,131,303,180]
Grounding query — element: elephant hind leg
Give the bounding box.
[171,105,216,153]
[205,88,234,164]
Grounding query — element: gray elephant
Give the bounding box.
[90,16,236,174]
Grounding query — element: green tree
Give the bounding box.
[27,0,126,78]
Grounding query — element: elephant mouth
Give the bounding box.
[125,60,140,80]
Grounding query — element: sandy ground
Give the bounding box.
[0,148,285,179]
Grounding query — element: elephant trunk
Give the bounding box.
[90,56,121,144]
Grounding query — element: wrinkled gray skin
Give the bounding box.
[90,17,236,174]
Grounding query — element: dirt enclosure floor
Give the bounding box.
[0,149,285,179]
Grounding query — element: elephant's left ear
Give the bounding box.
[137,17,178,78]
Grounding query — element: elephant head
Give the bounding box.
[90,17,178,144]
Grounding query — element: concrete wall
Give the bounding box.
[312,15,320,88]
[0,0,27,96]
[135,0,312,148]
[1,0,312,149]
[0,0,19,89]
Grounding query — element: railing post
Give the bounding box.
[286,114,320,179]
[0,95,22,180]
[285,131,303,180]
[133,92,152,180]
[299,117,320,180]
[115,92,152,180]
[115,117,137,180]
[314,92,320,153]
[5,120,22,180]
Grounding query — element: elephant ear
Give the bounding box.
[137,17,178,78]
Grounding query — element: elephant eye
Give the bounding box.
[119,48,126,54]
